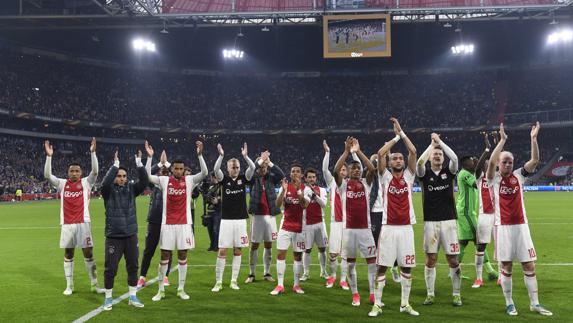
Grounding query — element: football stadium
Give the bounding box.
[0,0,572,322]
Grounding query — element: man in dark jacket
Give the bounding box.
[101,151,148,311]
[245,150,285,283]
[137,150,172,289]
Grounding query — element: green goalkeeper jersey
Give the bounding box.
[456,168,479,239]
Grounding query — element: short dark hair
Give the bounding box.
[460,156,474,165]
[118,166,128,174]
[304,168,317,177]
[172,159,185,166]
[68,162,82,168]
[291,162,303,171]
[432,146,443,151]
[349,160,361,167]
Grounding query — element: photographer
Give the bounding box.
[202,173,222,252]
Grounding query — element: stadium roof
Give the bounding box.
[0,0,571,30]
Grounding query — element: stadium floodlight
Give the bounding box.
[132,38,156,52]
[451,43,474,55]
[547,29,573,45]
[222,48,245,60]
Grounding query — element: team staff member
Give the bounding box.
[101,150,148,311]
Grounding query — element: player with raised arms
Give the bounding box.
[417,132,463,306]
[211,142,255,292]
[44,138,103,296]
[333,137,377,307]
[145,140,208,301]
[487,122,552,316]
[369,118,419,317]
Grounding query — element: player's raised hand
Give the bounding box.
[144,140,154,157]
[323,140,330,153]
[241,142,248,157]
[499,123,508,141]
[217,143,224,156]
[160,150,167,164]
[344,136,353,152]
[531,121,540,139]
[484,132,492,150]
[390,117,402,135]
[431,132,441,145]
[114,150,119,162]
[281,178,288,191]
[135,150,142,162]
[350,138,360,153]
[44,140,53,157]
[196,141,204,155]
[90,137,97,153]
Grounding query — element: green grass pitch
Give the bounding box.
[0,192,572,322]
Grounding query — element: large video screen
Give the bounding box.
[323,14,391,58]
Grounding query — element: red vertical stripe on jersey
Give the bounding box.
[256,178,271,215]
[480,178,494,214]
[498,174,525,225]
[166,176,188,224]
[345,180,368,229]
[282,183,304,232]
[305,186,323,225]
[63,179,85,224]
[386,175,411,225]
[334,188,343,222]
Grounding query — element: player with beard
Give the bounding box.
[211,143,255,292]
[487,122,552,316]
[417,133,462,307]
[300,168,328,281]
[369,118,419,317]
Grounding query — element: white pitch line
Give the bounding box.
[72,267,179,323]
[72,261,573,322]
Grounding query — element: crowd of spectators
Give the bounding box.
[0,52,502,130]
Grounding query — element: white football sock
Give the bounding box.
[340,258,349,282]
[84,257,97,285]
[231,255,241,282]
[501,269,514,306]
[450,265,461,296]
[263,248,272,276]
[374,275,386,307]
[367,263,377,294]
[158,260,168,292]
[319,251,326,274]
[276,259,286,286]
[347,261,358,293]
[249,249,258,276]
[178,259,188,290]
[303,252,311,276]
[215,257,226,284]
[105,289,112,298]
[293,260,302,286]
[425,266,436,296]
[400,272,413,307]
[523,271,539,306]
[476,252,485,281]
[64,258,74,288]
